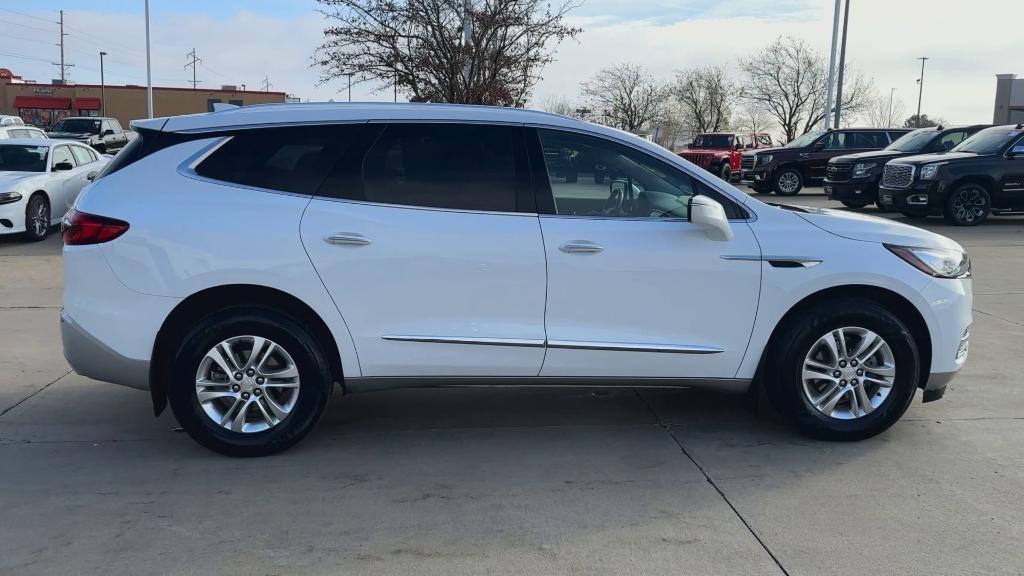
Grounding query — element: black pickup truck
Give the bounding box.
[47,116,135,154]
[878,124,1024,225]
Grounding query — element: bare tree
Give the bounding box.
[314,0,582,106]
[536,94,576,117]
[581,63,667,133]
[738,36,874,141]
[864,92,907,127]
[733,102,773,134]
[670,65,736,134]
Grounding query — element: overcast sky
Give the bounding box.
[2,0,1020,125]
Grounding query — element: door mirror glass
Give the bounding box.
[812,139,827,151]
[102,129,115,137]
[687,195,733,241]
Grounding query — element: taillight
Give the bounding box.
[62,209,130,245]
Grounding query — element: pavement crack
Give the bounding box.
[0,370,72,419]
[634,390,791,576]
[972,308,1024,328]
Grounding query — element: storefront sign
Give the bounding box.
[32,88,55,95]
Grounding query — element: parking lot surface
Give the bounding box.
[2,192,1023,575]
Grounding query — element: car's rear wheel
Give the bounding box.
[23,194,50,242]
[763,298,919,440]
[774,169,803,195]
[168,306,332,457]
[944,184,990,226]
[720,164,732,181]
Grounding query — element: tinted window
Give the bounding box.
[888,131,909,143]
[197,125,360,195]
[822,132,851,150]
[757,134,772,147]
[692,134,734,148]
[70,145,95,165]
[51,145,76,168]
[937,130,968,151]
[94,135,142,180]
[357,123,528,212]
[0,145,48,172]
[852,132,888,148]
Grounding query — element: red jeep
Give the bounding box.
[679,132,773,181]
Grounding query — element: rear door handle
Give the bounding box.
[324,233,372,246]
[559,241,604,254]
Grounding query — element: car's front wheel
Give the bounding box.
[720,164,732,181]
[764,298,919,440]
[774,169,803,195]
[24,194,50,242]
[944,184,990,226]
[167,306,333,456]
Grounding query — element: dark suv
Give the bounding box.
[825,125,990,208]
[878,124,1024,225]
[741,128,910,195]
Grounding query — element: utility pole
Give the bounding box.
[833,0,851,129]
[888,88,896,127]
[260,77,272,92]
[823,0,841,129]
[145,0,153,118]
[99,52,107,117]
[346,73,352,102]
[915,57,928,127]
[184,49,202,89]
[462,0,473,101]
[52,10,74,83]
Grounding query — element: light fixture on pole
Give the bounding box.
[915,57,928,127]
[99,51,107,117]
[145,0,153,118]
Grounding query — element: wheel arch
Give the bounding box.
[757,284,932,391]
[948,175,997,197]
[149,284,345,416]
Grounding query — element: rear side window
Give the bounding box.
[852,132,889,148]
[93,135,142,180]
[70,145,95,165]
[196,125,360,195]
[344,123,530,212]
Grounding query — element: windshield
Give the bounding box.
[692,134,734,149]
[51,118,101,133]
[952,128,1023,155]
[785,130,824,148]
[0,145,48,172]
[887,129,936,152]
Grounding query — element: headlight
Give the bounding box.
[919,163,944,180]
[0,191,23,205]
[886,244,971,278]
[852,162,876,178]
[758,155,773,166]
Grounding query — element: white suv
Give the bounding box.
[61,103,972,456]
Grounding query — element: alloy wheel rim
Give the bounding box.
[778,172,799,193]
[801,327,895,420]
[952,188,987,224]
[32,202,47,236]
[195,335,301,433]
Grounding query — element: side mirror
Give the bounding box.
[1009,145,1024,157]
[812,139,826,151]
[688,195,733,241]
[101,129,115,137]
[53,161,74,171]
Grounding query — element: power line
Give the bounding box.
[0,18,55,36]
[0,7,56,25]
[261,77,273,92]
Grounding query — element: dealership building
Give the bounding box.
[993,74,1024,124]
[0,68,288,129]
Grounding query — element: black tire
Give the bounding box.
[23,194,50,242]
[773,168,803,196]
[840,200,871,208]
[167,306,333,457]
[762,298,919,441]
[720,164,732,181]
[943,183,991,226]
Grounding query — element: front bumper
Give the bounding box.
[824,177,879,202]
[878,180,945,215]
[916,275,973,400]
[0,199,27,235]
[741,165,774,189]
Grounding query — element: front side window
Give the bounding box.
[50,145,76,170]
[953,128,1024,155]
[937,130,968,151]
[357,123,528,212]
[196,125,360,195]
[539,129,698,219]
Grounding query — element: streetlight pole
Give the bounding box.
[888,88,896,127]
[833,0,851,129]
[99,51,107,117]
[823,0,841,129]
[144,0,153,118]
[916,57,928,127]
[346,73,352,102]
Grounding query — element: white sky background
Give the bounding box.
[2,0,1020,126]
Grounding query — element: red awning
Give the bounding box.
[12,96,72,109]
[74,98,101,110]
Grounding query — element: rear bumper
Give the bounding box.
[61,310,150,390]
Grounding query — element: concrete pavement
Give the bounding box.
[1,195,1022,575]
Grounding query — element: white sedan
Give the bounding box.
[0,138,108,241]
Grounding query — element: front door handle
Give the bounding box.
[324,233,372,246]
[559,241,604,254]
